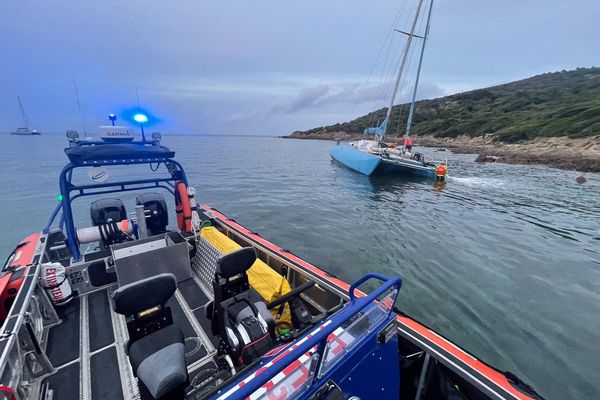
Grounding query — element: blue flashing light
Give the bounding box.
[133,113,148,124]
[120,107,160,128]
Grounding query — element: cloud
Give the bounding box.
[280,84,331,113]
[266,79,446,114]
[225,77,450,128]
[415,81,447,100]
[270,82,381,115]
[2,0,599,134]
[229,109,264,123]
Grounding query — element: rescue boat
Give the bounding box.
[0,120,543,400]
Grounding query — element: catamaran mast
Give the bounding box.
[404,0,433,148]
[364,0,426,139]
[17,96,30,129]
[382,0,425,136]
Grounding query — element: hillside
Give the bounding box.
[288,67,600,143]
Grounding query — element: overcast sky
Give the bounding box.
[1,0,598,135]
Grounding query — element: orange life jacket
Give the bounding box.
[436,165,447,176]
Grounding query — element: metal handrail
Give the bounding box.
[56,158,188,261]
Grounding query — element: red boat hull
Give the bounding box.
[0,232,41,323]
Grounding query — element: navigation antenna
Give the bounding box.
[72,79,87,137]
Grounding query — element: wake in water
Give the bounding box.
[446,175,506,187]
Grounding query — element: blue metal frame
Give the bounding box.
[48,143,188,261]
[43,202,63,234]
[215,273,402,399]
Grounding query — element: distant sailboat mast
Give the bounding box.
[364,0,426,139]
[404,0,434,150]
[17,96,31,129]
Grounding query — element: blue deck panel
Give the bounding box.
[329,145,381,176]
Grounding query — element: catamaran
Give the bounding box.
[11,96,41,136]
[0,114,543,399]
[330,0,446,178]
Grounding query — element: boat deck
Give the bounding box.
[40,275,219,399]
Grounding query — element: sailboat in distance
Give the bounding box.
[330,0,446,179]
[11,96,41,135]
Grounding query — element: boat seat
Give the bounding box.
[90,198,127,226]
[206,247,275,365]
[111,273,188,400]
[136,193,169,236]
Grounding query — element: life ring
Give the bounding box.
[175,181,192,232]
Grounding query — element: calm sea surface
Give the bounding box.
[1,133,599,399]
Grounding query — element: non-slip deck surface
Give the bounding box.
[179,278,210,309]
[41,274,219,399]
[169,297,208,364]
[91,347,124,400]
[41,362,80,400]
[177,277,220,348]
[88,289,114,352]
[46,297,80,366]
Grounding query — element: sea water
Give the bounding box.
[1,133,598,399]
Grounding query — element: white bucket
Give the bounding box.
[41,262,73,305]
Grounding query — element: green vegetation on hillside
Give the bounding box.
[295,67,600,143]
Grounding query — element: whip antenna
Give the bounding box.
[72,79,87,137]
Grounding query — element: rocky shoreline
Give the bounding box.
[284,131,600,173]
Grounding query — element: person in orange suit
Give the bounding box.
[405,136,413,152]
[435,162,448,181]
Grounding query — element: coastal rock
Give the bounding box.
[475,154,497,163]
[284,131,600,173]
[285,130,363,141]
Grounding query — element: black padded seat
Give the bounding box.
[217,247,257,279]
[111,273,188,400]
[207,248,275,365]
[112,273,177,316]
[213,247,275,332]
[128,325,184,372]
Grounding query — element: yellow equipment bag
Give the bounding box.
[200,226,292,328]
